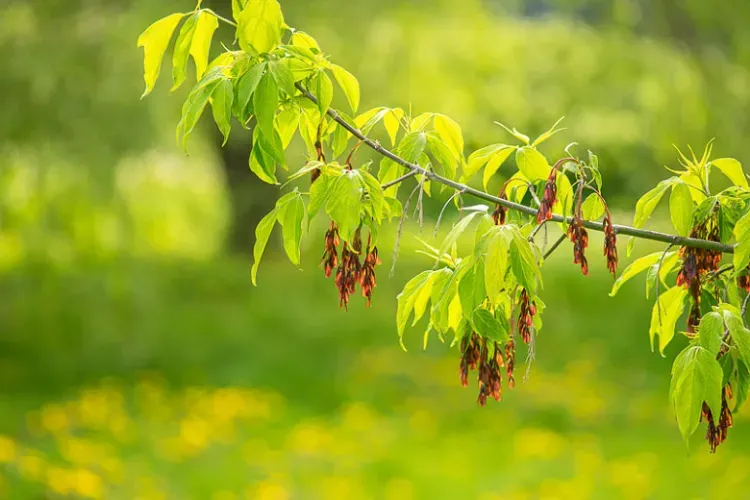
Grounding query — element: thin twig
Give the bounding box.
[542,234,567,260]
[433,190,466,238]
[203,9,238,27]
[382,170,418,190]
[391,185,421,277]
[295,83,735,255]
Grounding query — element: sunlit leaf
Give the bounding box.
[482,147,515,191]
[237,0,284,54]
[253,71,279,139]
[669,182,694,236]
[251,208,278,285]
[649,286,688,355]
[211,78,233,145]
[515,147,550,182]
[170,12,199,91]
[712,158,748,188]
[610,251,675,297]
[277,192,305,266]
[189,11,219,79]
[331,64,360,113]
[137,13,185,97]
[434,114,464,160]
[670,345,723,442]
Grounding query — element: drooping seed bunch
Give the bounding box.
[536,168,558,223]
[517,288,536,344]
[567,216,589,275]
[602,211,618,275]
[492,187,508,226]
[505,339,516,389]
[360,237,381,307]
[321,221,339,278]
[737,267,750,292]
[321,227,380,309]
[459,332,506,405]
[676,212,721,331]
[702,385,733,453]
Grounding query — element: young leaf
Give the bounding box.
[471,309,508,342]
[331,64,360,113]
[237,0,284,54]
[712,158,748,188]
[494,121,530,145]
[277,193,305,266]
[439,212,482,259]
[275,105,300,148]
[189,11,219,79]
[426,134,457,181]
[137,13,185,97]
[251,208,278,285]
[482,147,515,191]
[628,177,678,256]
[383,108,405,147]
[170,12,199,92]
[234,62,265,119]
[531,117,565,147]
[723,306,750,368]
[211,78,233,145]
[465,144,511,180]
[397,271,437,343]
[581,194,605,220]
[313,70,334,116]
[671,345,724,442]
[610,251,675,297]
[398,132,428,164]
[176,79,222,150]
[669,182,694,236]
[325,171,362,242]
[253,71,279,140]
[290,31,320,51]
[733,210,750,274]
[484,229,510,303]
[698,311,724,357]
[510,230,541,291]
[269,59,295,97]
[649,286,688,355]
[355,107,388,133]
[411,113,434,132]
[515,147,550,182]
[434,114,464,160]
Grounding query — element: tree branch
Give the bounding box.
[295,83,735,255]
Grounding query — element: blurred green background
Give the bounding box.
[2,0,750,498]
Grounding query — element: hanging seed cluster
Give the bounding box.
[536,168,558,223]
[459,333,513,405]
[567,216,589,275]
[676,211,721,331]
[702,385,733,453]
[602,212,618,275]
[517,288,536,344]
[321,226,380,309]
[492,188,508,226]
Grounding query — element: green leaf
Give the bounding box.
[411,113,434,132]
[251,208,278,285]
[610,251,675,297]
[736,361,750,411]
[531,117,565,147]
[484,229,510,304]
[137,13,185,97]
[313,70,334,116]
[722,306,750,368]
[398,132,427,163]
[515,147,550,182]
[434,114,464,160]
[494,121,530,145]
[465,144,511,180]
[458,264,485,316]
[482,147,515,191]
[355,107,388,133]
[698,312,724,357]
[231,0,247,22]
[189,11,219,80]
[669,182,694,236]
[277,193,305,266]
[237,0,284,54]
[170,12,199,92]
[325,171,362,242]
[628,177,678,256]
[290,31,320,51]
[308,172,333,220]
[253,71,278,140]
[670,345,723,442]
[233,62,265,119]
[679,172,707,203]
[471,309,508,342]
[733,210,750,274]
[359,169,387,222]
[581,193,605,220]
[330,64,360,113]
[649,286,688,355]
[176,79,221,150]
[211,78,233,145]
[269,59,295,97]
[275,105,300,148]
[510,230,541,291]
[426,134,457,181]
[383,108,405,147]
[712,158,748,188]
[439,212,482,259]
[249,128,280,184]
[397,271,437,344]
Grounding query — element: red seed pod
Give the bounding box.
[321,222,340,278]
[536,168,558,224]
[334,230,363,310]
[359,238,381,307]
[602,212,618,275]
[702,385,734,453]
[738,272,750,292]
[676,214,721,288]
[505,339,516,389]
[492,188,508,226]
[517,289,536,344]
[567,217,589,276]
